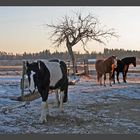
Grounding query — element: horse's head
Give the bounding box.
[110,55,117,69]
[25,61,39,94]
[132,57,136,67]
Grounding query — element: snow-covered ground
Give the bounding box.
[0,71,140,134]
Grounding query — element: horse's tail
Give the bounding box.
[59,61,68,103]
[63,78,68,103]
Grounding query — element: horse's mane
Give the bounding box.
[103,55,116,65]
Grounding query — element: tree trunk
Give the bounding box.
[66,44,77,77]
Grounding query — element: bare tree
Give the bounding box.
[47,12,118,76]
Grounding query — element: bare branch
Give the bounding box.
[46,11,119,50]
[45,11,119,75]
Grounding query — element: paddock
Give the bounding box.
[0,60,140,134]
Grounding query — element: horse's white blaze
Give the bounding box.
[29,71,35,92]
[43,61,63,87]
[39,101,48,123]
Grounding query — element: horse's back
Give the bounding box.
[49,59,67,76]
[121,57,136,65]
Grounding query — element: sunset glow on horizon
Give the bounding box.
[0,6,140,54]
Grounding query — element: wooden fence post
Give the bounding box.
[21,61,26,96]
[84,59,89,76]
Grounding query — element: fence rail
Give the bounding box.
[0,60,140,76]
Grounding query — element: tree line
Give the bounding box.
[0,48,140,61]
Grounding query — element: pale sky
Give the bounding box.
[0,6,140,54]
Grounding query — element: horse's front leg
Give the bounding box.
[99,76,102,85]
[112,70,115,84]
[39,88,49,124]
[109,73,112,86]
[123,65,129,83]
[124,68,128,83]
[123,71,127,83]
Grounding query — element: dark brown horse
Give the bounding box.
[95,55,117,86]
[112,56,136,83]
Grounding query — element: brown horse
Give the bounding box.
[95,55,117,86]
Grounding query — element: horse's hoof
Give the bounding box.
[54,104,59,108]
[55,102,60,108]
[63,98,68,103]
[60,109,64,113]
[39,120,47,124]
[104,84,106,87]
[39,118,47,124]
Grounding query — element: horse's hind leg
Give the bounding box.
[55,89,60,107]
[98,73,102,86]
[103,74,106,86]
[59,79,68,113]
[99,77,102,86]
[117,72,120,84]
[97,72,102,85]
[97,72,100,83]
[60,91,64,112]
[63,78,68,103]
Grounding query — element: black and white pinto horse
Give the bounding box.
[26,59,68,123]
[112,56,136,83]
